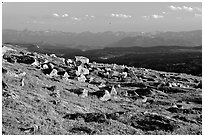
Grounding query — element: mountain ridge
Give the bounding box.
[3,29,201,50]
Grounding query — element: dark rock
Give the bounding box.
[3,54,16,63]
[16,55,35,64]
[85,113,108,123]
[70,126,96,134]
[2,68,7,74]
[172,115,197,124]
[43,86,56,92]
[89,90,106,98]
[2,81,8,89]
[134,88,152,97]
[131,113,177,132]
[166,107,182,113]
[69,88,84,96]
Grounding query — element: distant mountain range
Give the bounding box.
[2,29,202,50]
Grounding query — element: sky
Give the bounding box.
[2,2,202,33]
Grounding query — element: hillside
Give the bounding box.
[2,44,202,135]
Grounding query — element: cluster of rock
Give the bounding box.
[2,44,202,103]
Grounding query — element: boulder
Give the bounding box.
[134,88,153,97]
[2,46,16,56]
[16,55,35,64]
[100,90,111,101]
[76,65,89,76]
[81,89,89,98]
[2,68,7,74]
[31,58,40,67]
[20,78,25,87]
[110,86,117,96]
[75,56,89,64]
[77,74,87,82]
[3,54,16,63]
[49,69,58,77]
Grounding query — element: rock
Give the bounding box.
[122,72,128,78]
[3,54,16,63]
[77,74,87,82]
[110,86,117,96]
[197,81,202,89]
[81,89,89,98]
[100,90,111,101]
[50,54,57,58]
[63,72,70,78]
[70,88,84,96]
[2,68,7,74]
[111,71,120,77]
[16,55,35,64]
[98,83,106,88]
[42,64,49,69]
[18,72,26,77]
[6,70,19,77]
[134,88,152,97]
[49,69,58,77]
[48,62,55,69]
[31,58,40,66]
[75,56,89,64]
[2,81,8,89]
[20,78,25,87]
[2,45,16,56]
[76,65,89,76]
[141,96,147,103]
[44,86,56,92]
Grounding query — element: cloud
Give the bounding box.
[194,7,202,12]
[169,5,182,11]
[84,14,95,18]
[62,14,69,18]
[142,15,150,19]
[195,13,202,17]
[71,17,81,21]
[183,6,193,12]
[152,14,164,19]
[168,5,201,12]
[110,13,132,18]
[27,20,45,24]
[53,13,59,17]
[52,13,69,18]
[142,14,164,20]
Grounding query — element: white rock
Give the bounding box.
[110,86,117,96]
[100,90,111,101]
[122,72,128,78]
[76,65,89,76]
[42,64,49,69]
[77,74,87,82]
[49,69,58,77]
[75,56,89,64]
[49,63,55,69]
[67,59,73,64]
[63,72,69,78]
[81,89,89,98]
[18,72,26,77]
[31,59,39,66]
[50,54,57,58]
[2,46,16,56]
